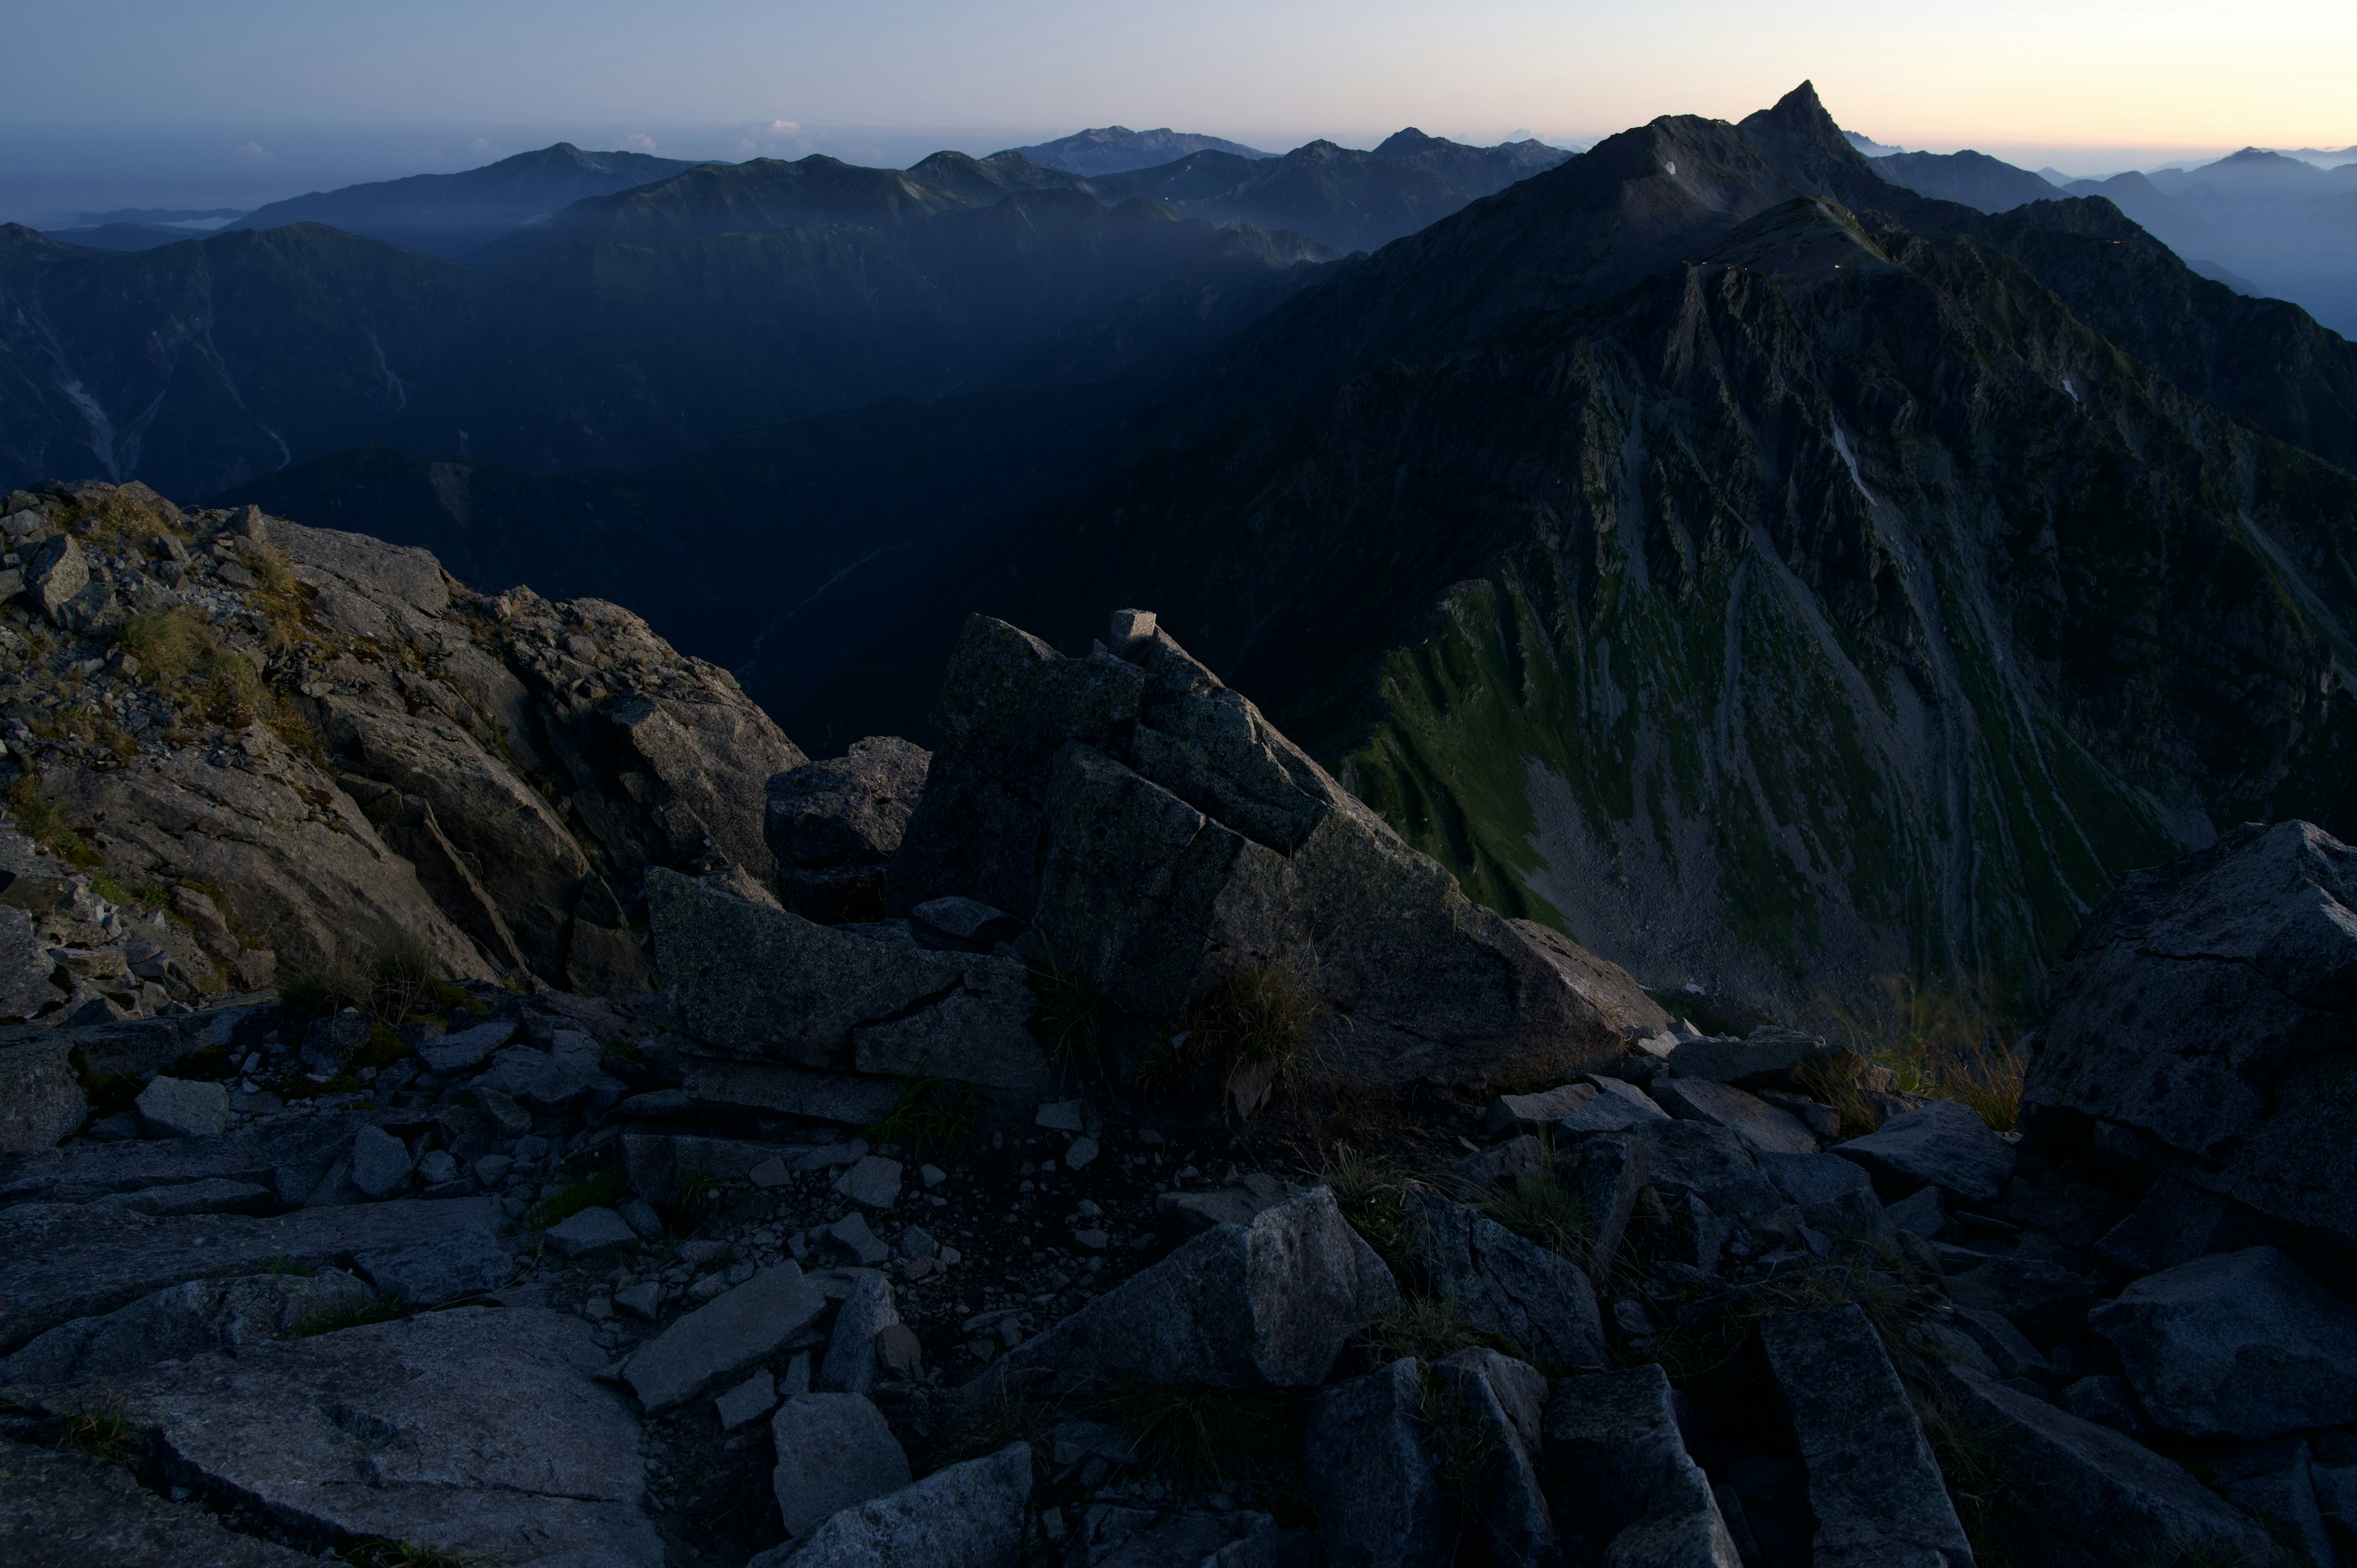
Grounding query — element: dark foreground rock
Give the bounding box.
[0,1442,315,1567]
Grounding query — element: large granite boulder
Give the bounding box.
[767,737,931,922]
[886,612,1666,1087]
[2024,821,2357,1254]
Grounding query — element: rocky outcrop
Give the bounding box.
[765,736,930,922]
[0,481,799,997]
[888,611,1667,1087]
[2024,820,2357,1259]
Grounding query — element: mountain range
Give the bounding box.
[1008,125,1273,175]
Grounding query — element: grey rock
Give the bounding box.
[2060,1374,2146,1433]
[1435,1348,1563,1568]
[619,1197,664,1240]
[0,1442,316,1567]
[0,1267,375,1385]
[767,737,931,924]
[2089,1245,2357,1439]
[545,1205,640,1260]
[910,895,1024,946]
[1650,1078,1818,1156]
[678,1057,908,1127]
[0,1108,364,1209]
[2024,821,2357,1251]
[476,1037,621,1115]
[1542,1362,1739,1568]
[1037,1098,1088,1132]
[354,1221,511,1305]
[0,1038,82,1151]
[818,1271,900,1396]
[415,1018,518,1075]
[1158,1172,1301,1232]
[1665,1030,1854,1089]
[25,533,88,624]
[1757,1304,1972,1568]
[773,1440,1031,1568]
[91,1176,277,1216]
[2211,1437,2336,1568]
[348,1123,413,1197]
[771,1392,913,1537]
[1557,1075,1670,1134]
[896,1225,940,1260]
[1065,1135,1099,1169]
[1948,1303,2051,1382]
[1884,1185,1946,1238]
[834,1154,903,1208]
[2312,1434,2357,1561]
[875,1322,923,1376]
[0,906,66,1025]
[1576,1134,1648,1280]
[68,1306,660,1566]
[1404,1192,1606,1368]
[1757,1151,1894,1244]
[624,1262,826,1412]
[298,1008,374,1075]
[472,1086,533,1135]
[1483,1082,1598,1137]
[1630,1119,1798,1242]
[716,1367,777,1431]
[1833,1097,2013,1203]
[2092,1175,2257,1276]
[614,1280,663,1321]
[133,1075,226,1140]
[1934,1364,2278,1566]
[1062,1507,1309,1568]
[969,1187,1397,1397]
[1299,1357,1452,1568]
[0,1195,498,1353]
[1447,1134,1549,1195]
[826,1210,891,1266]
[647,869,1048,1102]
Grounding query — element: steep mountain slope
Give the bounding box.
[805,84,2357,1019]
[1089,130,1574,251]
[2091,150,2357,335]
[1871,149,2057,212]
[36,223,191,253]
[1009,125,1272,175]
[224,142,695,257]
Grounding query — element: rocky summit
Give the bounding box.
[3,475,2356,1568]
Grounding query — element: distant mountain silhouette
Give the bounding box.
[37,222,192,253]
[1870,149,2059,212]
[225,142,696,257]
[1009,126,1272,176]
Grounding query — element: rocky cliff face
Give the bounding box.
[0,477,798,1017]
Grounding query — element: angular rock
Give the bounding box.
[1630,1119,1798,1241]
[826,1211,891,1266]
[1062,1507,1307,1568]
[1542,1362,1740,1567]
[2089,1246,2357,1439]
[767,737,931,924]
[1557,1075,1670,1134]
[818,1271,900,1396]
[1883,1186,1946,1238]
[1158,1172,1301,1233]
[91,1176,277,1216]
[2059,1374,2146,1433]
[716,1368,777,1430]
[1666,1029,1856,1089]
[647,869,1048,1102]
[761,1443,1028,1568]
[1833,1098,2013,1203]
[0,1195,498,1353]
[1651,1078,1818,1156]
[970,1187,1397,1397]
[298,1009,374,1075]
[1758,1151,1894,1245]
[676,1057,908,1127]
[771,1392,913,1537]
[1435,1348,1563,1568]
[544,1205,640,1260]
[476,1037,622,1115]
[2024,821,2357,1251]
[624,1262,827,1412]
[24,533,88,625]
[0,1038,82,1151]
[0,1267,376,1385]
[1934,1364,2278,1566]
[1757,1305,1973,1568]
[834,1154,903,1208]
[354,1221,511,1305]
[1404,1192,1606,1368]
[81,1306,660,1566]
[415,1018,518,1075]
[1576,1134,1648,1280]
[0,1442,317,1567]
[348,1123,412,1197]
[133,1075,226,1140]
[1299,1357,1452,1568]
[1484,1083,1598,1137]
[2209,1437,2336,1567]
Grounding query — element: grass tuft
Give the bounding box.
[1028,956,1107,1073]
[525,1170,627,1231]
[56,1396,139,1466]
[1481,1161,1590,1262]
[284,1289,410,1339]
[1190,958,1320,1114]
[1816,972,2027,1132]
[6,773,104,868]
[867,1067,980,1159]
[937,1387,1056,1466]
[1358,1296,1519,1367]
[1093,1379,1295,1488]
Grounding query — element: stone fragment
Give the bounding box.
[25,533,88,624]
[772,1392,913,1537]
[765,736,931,924]
[1435,1348,1562,1568]
[1666,1029,1854,1089]
[348,1123,413,1197]
[1630,1119,1797,1240]
[1576,1134,1648,1280]
[298,1008,373,1075]
[875,1322,923,1377]
[1757,1305,1973,1567]
[2092,1175,2253,1276]
[834,1154,903,1208]
[1448,1134,1549,1194]
[475,1037,622,1114]
[1404,1192,1606,1368]
[2059,1374,2146,1433]
[133,1075,226,1140]
[1542,1362,1739,1567]
[624,1262,826,1412]
[765,1440,1029,1568]
[2210,1437,2336,1568]
[545,1205,640,1260]
[1557,1076,1670,1134]
[1934,1364,2278,1566]
[1884,1186,1946,1238]
[970,1188,1396,1397]
[2089,1246,2357,1439]
[1037,1099,1086,1131]
[614,1280,663,1321]
[354,1221,511,1305]
[1483,1082,1598,1137]
[818,1271,900,1396]
[1833,1097,2013,1203]
[826,1211,891,1265]
[716,1368,777,1431]
[1299,1357,1452,1568]
[91,1177,277,1216]
[0,1442,316,1566]
[0,1268,376,1386]
[82,1307,660,1565]
[414,1018,517,1075]
[1650,1078,1817,1156]
[1757,1151,1893,1244]
[1065,1135,1099,1169]
[1156,1171,1301,1232]
[0,1038,80,1151]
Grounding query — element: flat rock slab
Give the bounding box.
[1542,1362,1739,1567]
[1833,1099,2013,1203]
[1758,1304,1972,1568]
[758,1441,1030,1568]
[0,1441,316,1567]
[1484,1083,1598,1137]
[414,1018,518,1075]
[2089,1245,2357,1439]
[818,1271,900,1396]
[771,1392,912,1538]
[544,1205,640,1259]
[0,1111,368,1206]
[1651,1078,1817,1156]
[0,1038,82,1154]
[1934,1365,2276,1565]
[0,1268,375,1386]
[0,1196,498,1353]
[967,1188,1396,1398]
[99,1307,659,1566]
[625,1262,827,1412]
[133,1076,227,1140]
[355,1222,513,1305]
